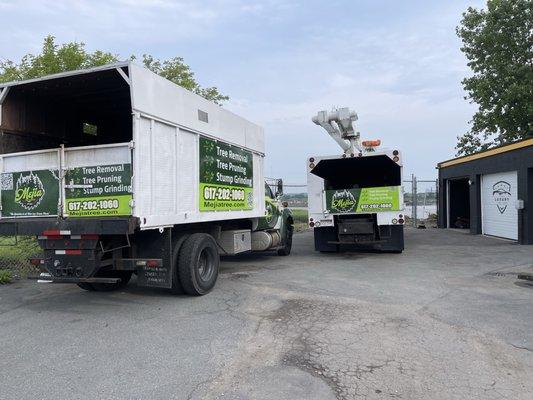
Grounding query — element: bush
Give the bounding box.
[0,269,13,284]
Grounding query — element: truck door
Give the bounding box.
[63,143,133,218]
[0,149,62,218]
[0,143,133,219]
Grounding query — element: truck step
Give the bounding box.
[517,273,533,282]
[34,273,121,284]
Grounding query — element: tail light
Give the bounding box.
[398,218,405,224]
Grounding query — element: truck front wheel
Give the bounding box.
[178,233,220,296]
[277,225,293,256]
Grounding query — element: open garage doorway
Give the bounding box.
[447,178,470,229]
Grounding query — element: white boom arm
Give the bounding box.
[312,108,361,154]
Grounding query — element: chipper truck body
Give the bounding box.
[307,108,404,253]
[0,62,293,295]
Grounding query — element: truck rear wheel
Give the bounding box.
[178,233,219,296]
[170,233,190,294]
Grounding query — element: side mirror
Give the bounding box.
[276,179,283,198]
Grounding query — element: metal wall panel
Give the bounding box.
[253,153,265,212]
[65,145,130,168]
[2,149,59,172]
[129,64,264,154]
[134,114,265,230]
[151,121,176,215]
[177,129,197,214]
[134,116,153,217]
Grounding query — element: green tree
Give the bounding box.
[0,35,228,105]
[456,0,532,155]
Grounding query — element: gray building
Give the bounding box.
[437,138,533,244]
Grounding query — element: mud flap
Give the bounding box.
[134,228,173,288]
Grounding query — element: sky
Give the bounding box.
[0,0,485,191]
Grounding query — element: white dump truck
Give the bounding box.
[307,108,404,253]
[0,62,293,295]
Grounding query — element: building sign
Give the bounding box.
[492,180,511,214]
[325,186,401,214]
[199,136,254,211]
[65,164,132,217]
[1,170,60,217]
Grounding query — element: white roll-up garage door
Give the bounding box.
[481,171,518,240]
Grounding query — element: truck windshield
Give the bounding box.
[311,155,401,190]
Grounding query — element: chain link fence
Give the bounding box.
[403,175,438,227]
[0,236,41,278]
[276,176,439,229]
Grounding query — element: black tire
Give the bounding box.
[277,225,293,256]
[178,233,220,296]
[170,234,190,295]
[91,271,133,292]
[77,283,95,291]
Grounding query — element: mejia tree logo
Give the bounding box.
[14,171,45,210]
[331,189,357,212]
[492,181,511,214]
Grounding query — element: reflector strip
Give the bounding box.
[39,234,98,240]
[43,230,71,236]
[81,234,99,240]
[55,250,82,255]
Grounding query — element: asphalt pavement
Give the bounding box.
[1,228,532,400]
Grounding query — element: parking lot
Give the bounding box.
[1,228,533,400]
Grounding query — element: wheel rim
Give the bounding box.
[197,248,215,282]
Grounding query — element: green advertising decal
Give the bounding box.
[199,136,254,211]
[1,170,60,217]
[325,186,401,214]
[65,164,132,217]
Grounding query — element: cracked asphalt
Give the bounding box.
[1,228,533,400]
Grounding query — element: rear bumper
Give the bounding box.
[314,224,404,252]
[0,217,137,236]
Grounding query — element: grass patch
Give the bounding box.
[291,208,308,223]
[0,269,13,284]
[290,208,310,232]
